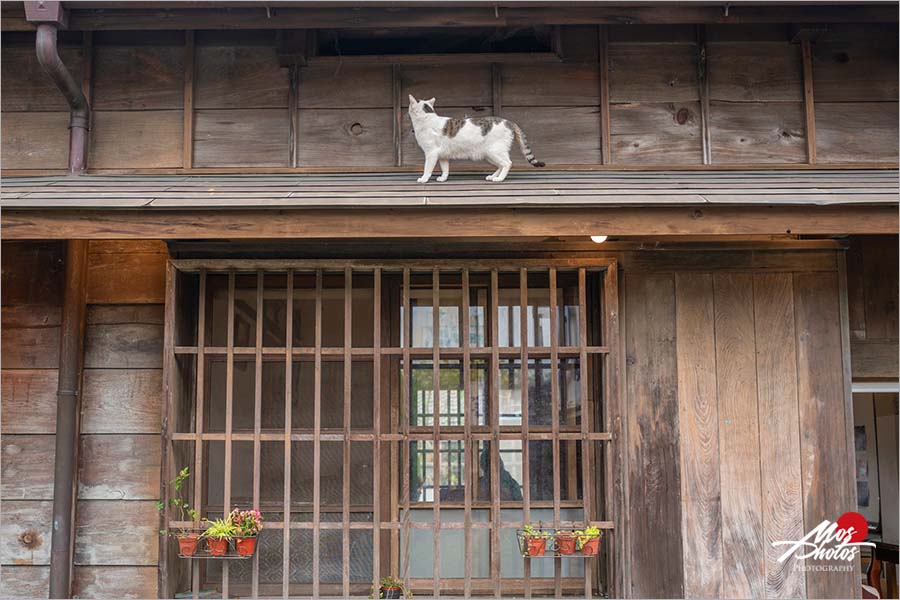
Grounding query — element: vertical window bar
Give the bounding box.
[252,272,263,598]
[223,271,236,599]
[490,269,501,599]
[578,268,592,599]
[549,268,562,597]
[283,270,294,599]
[604,263,623,597]
[462,269,472,599]
[192,269,206,600]
[312,270,321,598]
[401,268,411,591]
[373,268,382,592]
[343,268,352,598]
[520,268,531,598]
[432,268,441,598]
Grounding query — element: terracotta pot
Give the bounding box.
[525,537,547,557]
[556,534,577,555]
[207,537,229,556]
[235,536,257,556]
[580,536,600,555]
[380,586,403,599]
[177,534,199,557]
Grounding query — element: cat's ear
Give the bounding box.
[408,94,417,105]
[425,98,436,107]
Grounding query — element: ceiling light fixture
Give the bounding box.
[590,235,608,244]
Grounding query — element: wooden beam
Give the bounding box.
[696,25,712,165]
[491,63,502,117]
[598,26,611,165]
[801,39,817,165]
[392,65,402,167]
[182,31,195,170]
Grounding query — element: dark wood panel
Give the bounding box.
[79,435,161,500]
[0,566,49,597]
[0,111,70,170]
[296,108,394,167]
[851,340,899,379]
[502,63,600,106]
[610,102,702,165]
[299,65,393,108]
[0,501,52,565]
[1,45,84,112]
[674,273,722,598]
[93,45,184,110]
[84,305,164,369]
[73,566,158,599]
[709,101,806,164]
[625,249,837,274]
[608,25,698,44]
[401,65,492,108]
[846,237,868,339]
[82,369,163,434]
[861,236,899,340]
[609,43,698,103]
[707,42,802,102]
[195,44,288,109]
[502,106,602,165]
[815,102,899,164]
[1,241,64,306]
[752,273,806,598]
[87,245,167,304]
[1,435,54,500]
[90,111,183,169]
[624,273,684,598]
[793,271,857,598]
[0,370,57,434]
[813,36,899,103]
[0,306,60,370]
[193,109,290,167]
[559,25,599,61]
[713,273,765,598]
[74,501,159,566]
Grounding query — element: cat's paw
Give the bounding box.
[416,176,430,184]
[485,175,496,182]
[436,175,448,182]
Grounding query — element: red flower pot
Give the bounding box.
[580,536,600,555]
[235,536,257,556]
[177,534,199,556]
[207,537,229,556]
[525,537,547,557]
[556,534,577,555]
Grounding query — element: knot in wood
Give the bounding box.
[349,122,364,136]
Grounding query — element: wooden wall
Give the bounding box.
[1,23,896,173]
[1,240,167,598]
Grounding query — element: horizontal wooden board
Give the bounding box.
[815,103,900,164]
[501,63,600,106]
[296,108,394,167]
[0,305,60,369]
[707,42,802,102]
[1,241,64,306]
[74,501,159,565]
[90,111,183,169]
[87,249,167,304]
[502,106,602,165]
[609,43,698,103]
[401,64,492,108]
[559,25,599,61]
[193,108,290,168]
[79,435,161,500]
[195,44,288,109]
[82,369,163,434]
[608,25,698,44]
[0,370,57,434]
[610,102,702,165]
[709,101,806,164]
[74,565,158,599]
[860,235,899,341]
[851,340,899,379]
[93,45,184,110]
[705,24,792,43]
[0,565,49,597]
[84,305,164,369]
[0,501,52,565]
[88,240,168,255]
[400,105,493,168]
[813,38,899,103]
[1,435,55,500]
[299,65,393,108]
[625,249,837,273]
[1,46,84,112]
[0,111,70,170]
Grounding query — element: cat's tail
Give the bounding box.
[511,123,545,167]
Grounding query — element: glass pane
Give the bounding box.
[558,270,580,346]
[320,440,343,506]
[292,272,316,347]
[261,359,285,429]
[440,510,490,578]
[261,441,285,505]
[471,358,489,427]
[203,273,229,347]
[527,357,582,428]
[476,440,491,502]
[205,440,225,508]
[204,358,226,432]
[560,440,583,501]
[231,440,253,506]
[560,357,582,427]
[262,273,287,347]
[350,441,374,507]
[350,360,374,430]
[439,440,466,502]
[402,509,434,578]
[350,528,374,583]
[174,270,199,346]
[320,513,342,583]
[497,285,521,347]
[321,361,343,429]
[409,440,434,502]
[292,360,313,428]
[233,274,257,347]
[499,358,522,426]
[232,358,255,430]
[468,279,488,348]
[499,440,523,501]
[293,360,344,430]
[290,527,312,584]
[290,441,313,504]
[409,359,468,428]
[351,272,375,348]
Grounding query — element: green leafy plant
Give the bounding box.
[201,517,239,540]
[370,575,411,598]
[156,466,200,537]
[522,524,551,539]
[230,508,264,537]
[576,525,601,546]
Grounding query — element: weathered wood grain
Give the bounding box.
[793,271,857,598]
[608,25,698,44]
[675,273,722,598]
[861,236,899,340]
[0,305,61,369]
[851,339,899,379]
[195,44,288,109]
[300,65,393,108]
[296,108,394,167]
[846,237,868,339]
[707,42,803,102]
[90,110,183,169]
[1,435,55,500]
[610,102,702,165]
[609,43,698,103]
[503,106,602,165]
[84,305,164,369]
[813,38,899,103]
[87,247,167,304]
[193,108,290,167]
[0,565,50,597]
[401,65,492,108]
[626,249,838,273]
[1,45,84,112]
[713,273,765,599]
[709,101,806,164]
[73,565,158,599]
[752,273,806,598]
[502,63,600,106]
[0,501,52,565]
[1,241,64,306]
[78,435,161,500]
[0,370,57,434]
[815,102,899,164]
[82,369,163,434]
[74,501,159,565]
[92,45,183,110]
[0,111,70,170]
[624,273,684,598]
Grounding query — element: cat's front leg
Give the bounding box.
[417,153,438,184]
[436,159,450,182]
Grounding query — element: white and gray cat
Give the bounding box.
[408,95,544,183]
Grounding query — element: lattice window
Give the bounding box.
[162,259,621,598]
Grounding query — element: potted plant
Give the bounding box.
[555,529,577,555]
[576,526,601,555]
[230,508,263,556]
[201,517,238,556]
[521,524,549,557]
[376,575,406,599]
[156,466,201,556]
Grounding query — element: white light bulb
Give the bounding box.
[590,235,608,244]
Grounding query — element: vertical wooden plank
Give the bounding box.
[519,268,531,598]
[549,268,562,597]
[462,268,473,599]
[837,253,859,512]
[603,262,624,600]
[624,273,684,599]
[401,268,411,591]
[753,273,806,599]
[312,270,320,598]
[182,31,195,169]
[577,268,592,600]
[191,269,206,600]
[252,273,262,599]
[373,268,382,592]
[491,64,502,117]
[289,66,299,168]
[431,268,441,598]
[674,273,722,598]
[392,65,402,167]
[697,26,712,165]
[801,40,817,164]
[283,270,295,600]
[598,26,611,164]
[713,273,765,599]
[222,271,235,599]
[159,262,175,599]
[794,271,857,599]
[490,269,501,599]
[342,268,352,598]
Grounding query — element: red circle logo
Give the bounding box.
[836,511,868,543]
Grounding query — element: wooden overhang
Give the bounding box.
[1,170,897,239]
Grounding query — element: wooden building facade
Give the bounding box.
[0,2,898,598]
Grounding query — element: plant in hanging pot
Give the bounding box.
[555,530,577,555]
[156,466,201,557]
[576,526,601,556]
[201,517,238,556]
[230,508,263,556]
[521,524,549,557]
[376,575,406,599]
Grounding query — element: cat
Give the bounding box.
[408,95,544,183]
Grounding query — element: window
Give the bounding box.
[163,260,620,598]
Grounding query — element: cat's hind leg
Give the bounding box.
[417,152,439,184]
[490,154,512,182]
[436,158,450,182]
[484,157,502,181]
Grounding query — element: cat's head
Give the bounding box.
[408,95,436,117]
